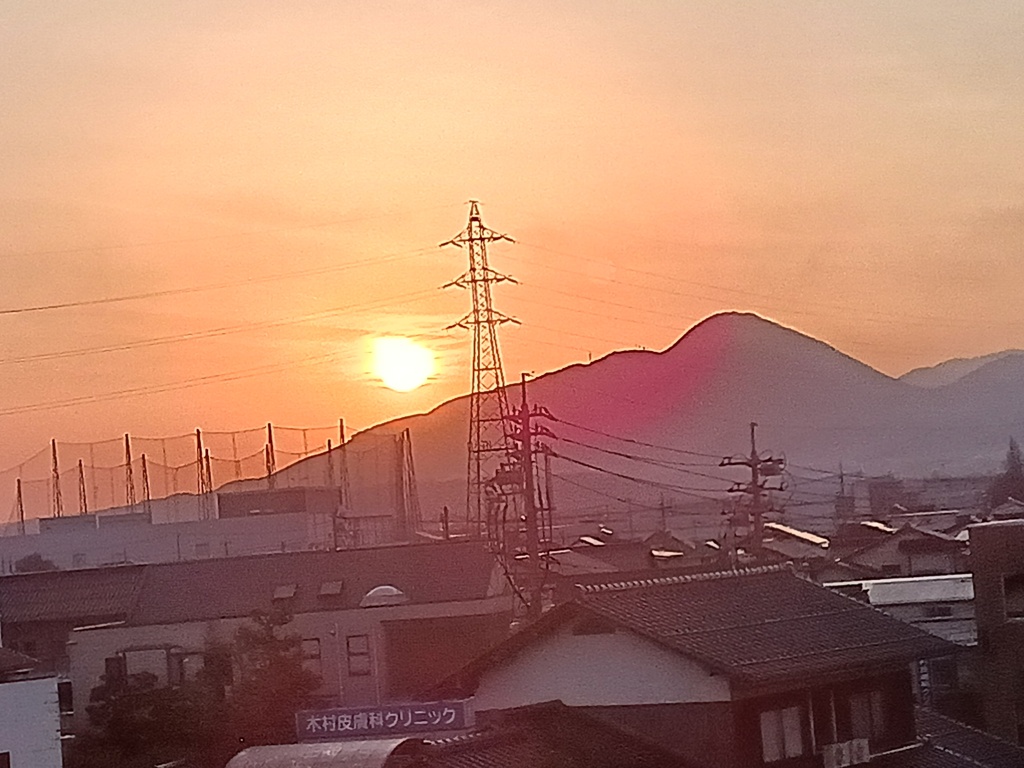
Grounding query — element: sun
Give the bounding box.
[373,337,435,392]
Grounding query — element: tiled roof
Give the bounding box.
[416,701,690,768]
[126,539,498,626]
[0,646,38,675]
[0,564,144,624]
[576,568,955,687]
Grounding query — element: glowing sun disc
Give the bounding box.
[373,337,435,392]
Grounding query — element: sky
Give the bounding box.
[1,1,1023,472]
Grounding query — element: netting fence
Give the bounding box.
[1,423,346,525]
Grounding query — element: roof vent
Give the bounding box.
[319,580,344,597]
[359,584,408,608]
[272,584,297,600]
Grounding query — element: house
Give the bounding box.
[432,566,962,768]
[842,525,968,577]
[64,539,512,734]
[227,700,690,768]
[969,519,1024,744]
[0,647,63,768]
[0,564,144,676]
[826,573,980,723]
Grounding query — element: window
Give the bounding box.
[168,651,187,687]
[104,655,127,687]
[194,541,210,559]
[203,649,233,692]
[759,705,804,763]
[924,604,953,618]
[0,751,10,768]
[301,639,322,678]
[346,635,371,676]
[1004,574,1024,619]
[57,680,74,714]
[849,689,887,742]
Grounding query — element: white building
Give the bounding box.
[0,647,62,768]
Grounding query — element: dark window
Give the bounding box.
[924,604,953,618]
[203,650,233,688]
[57,680,74,714]
[346,635,371,676]
[0,751,10,768]
[850,689,887,743]
[104,655,127,687]
[301,639,322,678]
[759,705,805,763]
[168,652,186,687]
[1004,574,1024,619]
[812,689,837,747]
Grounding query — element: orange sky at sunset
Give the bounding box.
[1,2,1023,467]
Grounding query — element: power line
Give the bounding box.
[0,287,439,367]
[0,247,434,317]
[551,450,722,502]
[0,350,347,418]
[0,204,461,260]
[552,416,722,459]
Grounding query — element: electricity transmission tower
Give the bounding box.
[442,201,520,542]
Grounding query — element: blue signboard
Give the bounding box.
[296,700,472,742]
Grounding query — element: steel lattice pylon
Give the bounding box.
[442,201,520,544]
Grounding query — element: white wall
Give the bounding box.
[0,676,62,768]
[472,622,731,711]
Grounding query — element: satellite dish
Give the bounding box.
[359,584,409,608]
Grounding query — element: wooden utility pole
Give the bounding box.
[720,422,784,554]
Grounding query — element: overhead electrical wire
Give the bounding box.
[0,287,439,367]
[0,247,435,317]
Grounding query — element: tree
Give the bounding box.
[14,552,58,573]
[71,670,225,768]
[225,608,321,750]
[989,438,1024,509]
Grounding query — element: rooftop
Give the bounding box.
[438,566,955,696]
[1,540,501,630]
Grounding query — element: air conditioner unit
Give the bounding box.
[822,742,852,768]
[850,738,870,764]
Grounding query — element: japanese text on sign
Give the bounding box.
[296,700,471,741]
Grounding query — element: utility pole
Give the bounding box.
[720,422,784,554]
[78,460,89,516]
[16,479,25,536]
[141,454,152,517]
[124,434,137,511]
[442,201,519,543]
[51,439,63,518]
[511,373,555,619]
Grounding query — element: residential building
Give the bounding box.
[433,566,963,767]
[970,519,1024,743]
[0,647,63,768]
[64,540,512,734]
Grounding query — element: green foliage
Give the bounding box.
[989,438,1024,509]
[226,608,322,750]
[70,670,226,768]
[14,552,58,572]
[68,610,320,768]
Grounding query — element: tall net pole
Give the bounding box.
[442,201,519,542]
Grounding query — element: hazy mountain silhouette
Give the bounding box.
[900,350,1024,388]
[270,312,1023,526]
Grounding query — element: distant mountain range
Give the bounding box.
[274,312,1024,529]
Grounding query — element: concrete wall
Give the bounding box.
[67,594,512,734]
[0,511,334,572]
[472,622,730,711]
[970,521,1024,743]
[0,675,62,768]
